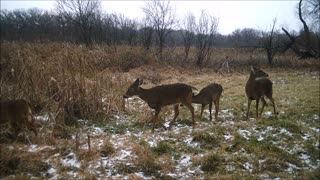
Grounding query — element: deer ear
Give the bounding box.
[250,66,255,74]
[139,79,143,85]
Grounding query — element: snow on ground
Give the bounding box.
[2,95,319,179]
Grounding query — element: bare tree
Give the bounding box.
[262,18,280,65]
[55,0,101,46]
[282,0,319,58]
[182,12,196,63]
[140,17,154,50]
[142,0,176,57]
[195,10,219,68]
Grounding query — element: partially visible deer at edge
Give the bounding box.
[245,66,276,119]
[123,78,196,131]
[192,83,223,121]
[0,99,38,140]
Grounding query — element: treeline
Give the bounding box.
[0,8,287,48]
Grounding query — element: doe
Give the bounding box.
[245,66,276,119]
[123,78,195,131]
[192,83,223,121]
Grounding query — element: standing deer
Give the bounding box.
[123,78,195,131]
[245,66,276,119]
[192,83,223,121]
[0,99,38,140]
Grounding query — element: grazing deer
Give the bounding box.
[123,78,195,131]
[192,83,223,121]
[0,99,38,140]
[245,66,276,119]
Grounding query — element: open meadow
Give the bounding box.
[0,42,319,179]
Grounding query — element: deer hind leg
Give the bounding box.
[209,101,213,121]
[260,97,267,118]
[169,104,179,130]
[247,99,252,120]
[200,104,206,120]
[266,94,276,115]
[255,98,260,118]
[213,99,219,120]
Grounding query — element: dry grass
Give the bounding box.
[0,42,319,179]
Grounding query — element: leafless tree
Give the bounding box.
[142,0,177,57]
[262,18,281,65]
[182,12,196,62]
[140,17,154,50]
[282,0,319,58]
[195,10,219,68]
[55,0,101,46]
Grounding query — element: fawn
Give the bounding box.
[192,83,223,121]
[245,66,276,119]
[0,99,38,140]
[123,78,195,131]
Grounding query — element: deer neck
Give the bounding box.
[137,87,152,103]
[248,72,257,82]
[192,94,204,104]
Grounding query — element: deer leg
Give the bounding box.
[260,97,267,117]
[200,104,206,120]
[169,104,179,130]
[213,100,218,120]
[267,95,276,115]
[152,108,161,132]
[247,99,252,120]
[256,98,260,118]
[185,103,195,128]
[209,101,213,121]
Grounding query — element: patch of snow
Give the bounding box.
[179,155,192,167]
[61,152,80,168]
[238,129,252,140]
[313,114,319,120]
[287,163,300,174]
[302,133,312,140]
[226,164,235,172]
[243,162,253,173]
[118,150,133,161]
[263,111,272,118]
[34,114,49,122]
[224,133,234,141]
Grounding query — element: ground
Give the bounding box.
[1,66,319,179]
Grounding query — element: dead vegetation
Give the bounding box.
[0,42,319,179]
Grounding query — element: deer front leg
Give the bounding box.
[247,99,252,120]
[185,103,195,128]
[152,108,161,132]
[169,104,179,130]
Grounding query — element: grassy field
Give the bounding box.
[0,42,319,179]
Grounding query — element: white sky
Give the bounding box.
[0,0,302,35]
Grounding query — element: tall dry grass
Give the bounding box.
[1,41,318,131]
[0,42,155,135]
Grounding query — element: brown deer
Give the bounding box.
[123,78,195,131]
[0,99,38,140]
[192,83,223,121]
[245,66,276,119]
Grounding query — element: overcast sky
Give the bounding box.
[1,0,301,35]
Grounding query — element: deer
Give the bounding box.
[245,66,276,119]
[123,78,195,131]
[0,99,38,140]
[192,83,223,121]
